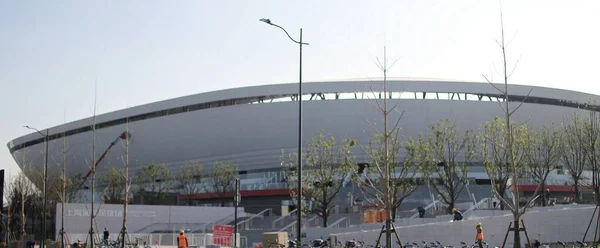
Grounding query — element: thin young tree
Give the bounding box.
[119,120,132,248]
[526,124,563,206]
[482,9,539,248]
[481,117,529,210]
[421,119,476,213]
[13,152,34,239]
[3,172,15,242]
[281,130,356,227]
[353,46,420,248]
[12,171,34,239]
[582,104,600,203]
[207,162,238,207]
[563,113,587,203]
[51,122,74,248]
[87,86,99,248]
[175,160,204,206]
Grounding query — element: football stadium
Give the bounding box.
[7,79,600,246]
[8,79,598,205]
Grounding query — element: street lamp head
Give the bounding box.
[119,131,131,140]
[259,18,272,25]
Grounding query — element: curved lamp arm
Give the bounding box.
[260,18,309,45]
[24,125,47,137]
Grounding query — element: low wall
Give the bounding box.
[56,203,245,240]
[330,205,597,247]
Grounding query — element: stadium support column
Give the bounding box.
[259,18,309,243]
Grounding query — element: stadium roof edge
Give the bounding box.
[8,79,600,152]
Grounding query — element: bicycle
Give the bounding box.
[460,241,488,248]
[435,241,455,248]
[560,241,587,248]
[404,242,419,248]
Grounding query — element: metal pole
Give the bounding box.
[42,129,49,248]
[61,135,66,248]
[296,28,303,245]
[234,178,240,248]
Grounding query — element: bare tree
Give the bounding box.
[207,162,238,207]
[421,119,476,213]
[526,124,563,206]
[119,120,132,248]
[134,163,171,205]
[352,46,420,248]
[51,126,74,248]
[282,130,356,227]
[85,86,99,248]
[175,160,204,206]
[9,171,34,239]
[3,172,15,242]
[563,113,587,202]
[482,10,539,248]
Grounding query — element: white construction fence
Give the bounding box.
[62,233,246,248]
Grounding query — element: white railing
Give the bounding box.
[329,217,349,228]
[63,233,247,248]
[237,208,272,230]
[410,200,440,218]
[462,197,492,217]
[278,220,297,232]
[306,215,319,227]
[272,209,297,228]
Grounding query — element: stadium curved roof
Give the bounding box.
[7,79,600,176]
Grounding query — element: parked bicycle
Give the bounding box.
[344,239,359,248]
[404,242,419,248]
[557,241,588,248]
[460,241,488,248]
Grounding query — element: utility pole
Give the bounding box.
[234,178,240,248]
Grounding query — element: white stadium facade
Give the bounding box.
[7,79,599,213]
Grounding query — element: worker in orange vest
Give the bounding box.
[476,222,484,248]
[178,230,189,248]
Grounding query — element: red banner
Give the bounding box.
[213,224,233,246]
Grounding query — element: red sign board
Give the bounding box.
[213,224,233,246]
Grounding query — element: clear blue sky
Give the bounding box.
[1,0,599,180]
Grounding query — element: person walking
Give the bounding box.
[417,206,425,218]
[178,230,189,248]
[475,222,484,248]
[103,228,110,244]
[452,208,463,221]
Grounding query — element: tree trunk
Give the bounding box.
[7,207,11,242]
[448,202,455,214]
[385,208,392,248]
[541,181,547,207]
[513,218,522,248]
[573,179,580,204]
[322,188,328,228]
[391,206,397,221]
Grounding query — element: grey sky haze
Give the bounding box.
[1,0,599,180]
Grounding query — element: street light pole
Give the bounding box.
[23,126,49,248]
[259,18,309,243]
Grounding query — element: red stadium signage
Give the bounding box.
[213,224,233,246]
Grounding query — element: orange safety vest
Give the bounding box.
[476,227,484,241]
[178,234,188,248]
